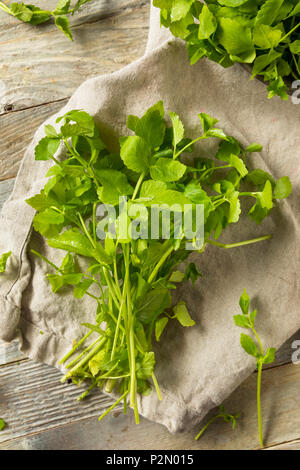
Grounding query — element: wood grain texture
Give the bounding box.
[0,0,149,114]
[0,100,65,180]
[1,361,300,450]
[0,358,119,444]
[0,340,26,366]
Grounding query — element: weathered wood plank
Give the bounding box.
[0,0,147,37]
[0,1,149,114]
[1,361,300,450]
[0,100,65,180]
[0,340,26,366]
[0,359,118,444]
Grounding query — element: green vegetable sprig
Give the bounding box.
[27,101,290,423]
[234,289,276,447]
[0,0,92,40]
[195,404,239,440]
[154,0,300,99]
[0,418,6,431]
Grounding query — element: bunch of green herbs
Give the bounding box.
[154,0,300,99]
[26,101,291,422]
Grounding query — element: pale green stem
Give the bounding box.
[98,391,129,422]
[206,235,271,250]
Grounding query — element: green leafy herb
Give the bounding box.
[0,418,6,431]
[0,0,93,40]
[155,0,300,99]
[28,102,290,424]
[234,289,277,447]
[195,404,239,440]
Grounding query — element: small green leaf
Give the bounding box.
[198,5,217,40]
[155,317,169,341]
[199,113,218,133]
[170,0,193,22]
[258,180,273,210]
[217,17,255,59]
[289,40,300,55]
[120,136,151,173]
[267,77,288,100]
[127,101,166,149]
[169,270,185,283]
[55,15,73,41]
[136,289,171,325]
[44,124,60,139]
[245,143,263,153]
[240,333,260,358]
[184,262,202,286]
[233,314,250,328]
[169,111,184,149]
[0,251,11,273]
[262,347,276,364]
[239,289,249,315]
[35,137,60,161]
[150,158,186,182]
[136,352,156,380]
[73,279,93,298]
[274,176,292,199]
[0,419,6,431]
[250,309,257,325]
[53,0,71,15]
[173,301,195,327]
[140,180,167,198]
[229,154,248,177]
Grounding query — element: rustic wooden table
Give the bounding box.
[0,0,300,451]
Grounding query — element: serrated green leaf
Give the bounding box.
[136,352,156,380]
[217,17,255,58]
[136,288,171,325]
[120,136,151,173]
[198,5,217,40]
[127,101,166,149]
[150,157,186,182]
[255,0,285,26]
[35,137,60,161]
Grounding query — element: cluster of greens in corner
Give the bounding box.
[0,0,92,40]
[26,101,291,423]
[234,289,276,447]
[154,0,300,99]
